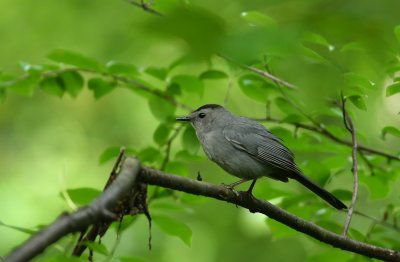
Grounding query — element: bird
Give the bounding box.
[176,104,347,210]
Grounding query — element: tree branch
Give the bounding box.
[138,166,400,261]
[5,158,141,262]
[340,96,359,236]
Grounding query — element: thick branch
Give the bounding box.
[5,158,141,262]
[139,166,400,261]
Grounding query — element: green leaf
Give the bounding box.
[381,126,400,140]
[300,45,328,64]
[175,150,204,161]
[0,220,37,235]
[88,78,116,99]
[40,76,64,97]
[154,215,192,246]
[238,74,275,103]
[302,32,333,50]
[344,72,374,90]
[171,75,204,97]
[148,97,176,122]
[83,241,109,255]
[107,61,138,77]
[340,42,365,52]
[360,172,389,199]
[48,49,104,71]
[330,189,353,201]
[59,71,84,98]
[240,11,276,27]
[274,97,297,115]
[199,70,228,80]
[153,124,171,146]
[348,95,367,111]
[386,82,400,97]
[99,146,128,164]
[137,146,162,164]
[64,188,101,206]
[145,67,167,81]
[0,75,40,96]
[165,161,189,176]
[182,126,200,154]
[395,25,400,43]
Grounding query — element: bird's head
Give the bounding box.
[176,104,228,132]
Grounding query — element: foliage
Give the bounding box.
[1,0,400,261]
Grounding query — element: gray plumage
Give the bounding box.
[176,104,346,210]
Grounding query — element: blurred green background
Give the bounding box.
[1,0,400,261]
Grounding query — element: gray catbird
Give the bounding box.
[176,104,347,210]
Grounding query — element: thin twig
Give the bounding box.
[340,95,359,237]
[125,0,164,16]
[219,54,297,89]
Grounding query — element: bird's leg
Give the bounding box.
[246,179,258,195]
[223,178,250,190]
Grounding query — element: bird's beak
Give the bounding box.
[176,115,191,122]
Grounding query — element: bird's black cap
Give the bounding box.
[192,104,222,113]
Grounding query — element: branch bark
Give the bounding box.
[5,158,141,262]
[139,166,400,262]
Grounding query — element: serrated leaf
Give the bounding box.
[48,49,104,72]
[0,75,40,96]
[238,74,275,103]
[63,188,101,206]
[107,61,138,77]
[88,78,116,99]
[148,97,176,122]
[83,241,109,255]
[137,146,162,164]
[240,11,276,27]
[0,220,37,235]
[381,126,400,140]
[145,67,167,81]
[199,70,228,80]
[182,126,200,154]
[153,124,171,146]
[154,215,192,246]
[40,76,64,97]
[348,95,367,111]
[171,75,204,97]
[386,82,400,97]
[59,71,84,98]
[395,25,400,43]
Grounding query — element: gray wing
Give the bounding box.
[223,119,301,175]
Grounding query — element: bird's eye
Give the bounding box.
[199,113,206,118]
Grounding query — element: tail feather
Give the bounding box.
[293,173,347,210]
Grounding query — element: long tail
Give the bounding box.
[293,173,347,210]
